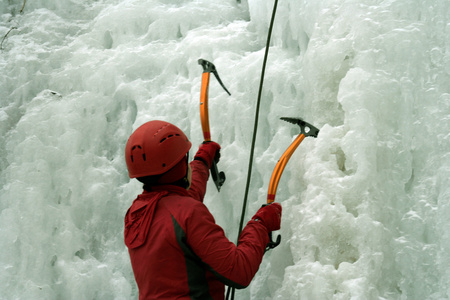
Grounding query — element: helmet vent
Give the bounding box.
[160,134,180,143]
[130,145,143,163]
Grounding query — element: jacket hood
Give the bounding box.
[124,190,169,249]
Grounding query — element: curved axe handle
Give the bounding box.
[198,59,230,192]
[267,133,306,203]
[267,117,319,203]
[200,71,212,141]
[265,117,319,250]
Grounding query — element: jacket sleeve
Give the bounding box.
[186,201,269,288]
[187,159,209,202]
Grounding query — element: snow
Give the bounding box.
[1,0,449,299]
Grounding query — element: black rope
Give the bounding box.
[226,0,279,299]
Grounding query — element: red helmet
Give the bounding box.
[125,120,192,178]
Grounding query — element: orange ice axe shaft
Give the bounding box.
[267,117,320,203]
[198,59,231,191]
[265,117,319,250]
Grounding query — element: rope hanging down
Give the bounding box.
[226,0,279,299]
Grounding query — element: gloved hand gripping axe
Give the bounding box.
[266,117,320,250]
[198,59,231,192]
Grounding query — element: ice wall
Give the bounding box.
[1,0,449,299]
[249,1,450,299]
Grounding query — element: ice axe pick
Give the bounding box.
[198,59,231,192]
[265,117,320,250]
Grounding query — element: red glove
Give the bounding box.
[251,202,282,232]
[194,141,221,168]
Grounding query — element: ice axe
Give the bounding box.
[265,117,319,250]
[198,59,231,192]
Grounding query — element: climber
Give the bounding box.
[123,120,282,300]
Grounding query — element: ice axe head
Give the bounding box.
[198,59,215,73]
[198,59,231,96]
[281,117,319,138]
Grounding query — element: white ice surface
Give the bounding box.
[1,0,449,299]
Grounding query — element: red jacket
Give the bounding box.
[124,160,269,300]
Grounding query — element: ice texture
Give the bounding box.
[1,0,449,299]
